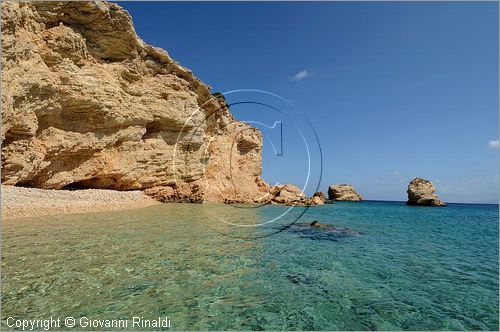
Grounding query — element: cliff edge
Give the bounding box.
[1,1,270,202]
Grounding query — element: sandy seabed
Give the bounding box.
[1,185,160,220]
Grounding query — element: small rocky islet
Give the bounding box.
[328,184,363,202]
[406,177,446,206]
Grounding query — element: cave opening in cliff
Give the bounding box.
[61,180,94,190]
[15,181,37,188]
[142,121,162,140]
[60,176,127,191]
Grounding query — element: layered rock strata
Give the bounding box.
[1,1,269,203]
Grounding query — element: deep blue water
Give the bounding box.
[2,201,498,330]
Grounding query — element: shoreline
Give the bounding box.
[1,185,160,221]
[3,186,497,221]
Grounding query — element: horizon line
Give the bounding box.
[360,199,499,205]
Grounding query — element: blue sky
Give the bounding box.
[119,2,499,203]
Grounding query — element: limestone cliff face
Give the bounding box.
[1,1,268,202]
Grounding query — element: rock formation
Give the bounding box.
[328,184,363,201]
[310,192,326,205]
[271,184,305,205]
[1,1,270,203]
[267,185,325,206]
[310,220,330,229]
[406,178,446,206]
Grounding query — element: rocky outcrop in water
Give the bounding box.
[267,185,325,206]
[271,184,305,205]
[406,178,446,206]
[310,192,326,205]
[1,1,269,203]
[328,184,363,201]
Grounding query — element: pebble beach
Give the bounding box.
[1,185,159,220]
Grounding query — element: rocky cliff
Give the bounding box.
[327,184,363,201]
[1,1,269,202]
[406,178,446,206]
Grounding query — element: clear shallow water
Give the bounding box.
[2,201,498,330]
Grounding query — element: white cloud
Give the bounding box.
[392,170,401,176]
[488,140,499,149]
[291,70,310,81]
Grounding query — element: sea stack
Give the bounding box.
[406,178,446,206]
[328,184,363,201]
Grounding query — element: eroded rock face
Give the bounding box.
[310,192,325,205]
[328,184,363,201]
[272,184,305,204]
[1,1,269,202]
[406,178,446,206]
[266,185,325,206]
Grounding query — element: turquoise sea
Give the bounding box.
[2,201,498,330]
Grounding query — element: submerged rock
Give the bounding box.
[328,184,363,201]
[309,220,330,229]
[285,273,313,285]
[287,220,360,241]
[406,178,446,206]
